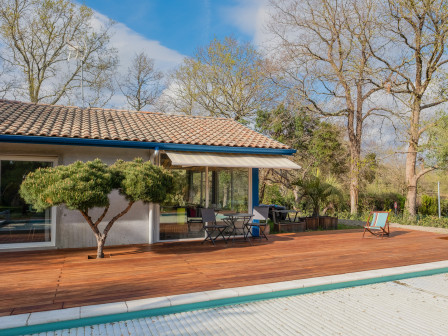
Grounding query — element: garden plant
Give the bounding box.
[19,158,174,258]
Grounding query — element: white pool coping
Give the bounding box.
[1,259,448,330]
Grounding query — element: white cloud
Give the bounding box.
[94,12,185,72]
[92,12,186,109]
[220,0,271,47]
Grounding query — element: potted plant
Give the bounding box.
[293,171,342,230]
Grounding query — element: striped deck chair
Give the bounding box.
[363,211,390,238]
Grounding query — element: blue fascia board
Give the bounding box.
[0,135,296,155]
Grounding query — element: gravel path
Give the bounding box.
[390,222,448,234]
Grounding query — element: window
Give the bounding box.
[0,157,56,246]
[158,153,250,241]
[209,168,249,214]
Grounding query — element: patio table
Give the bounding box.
[222,213,254,245]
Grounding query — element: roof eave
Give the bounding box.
[0,135,296,155]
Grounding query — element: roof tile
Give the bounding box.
[0,100,289,150]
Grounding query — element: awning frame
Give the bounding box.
[164,151,301,170]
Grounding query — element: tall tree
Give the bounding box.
[371,0,448,215]
[164,36,274,122]
[267,0,391,214]
[256,104,348,203]
[0,0,118,106]
[120,52,163,111]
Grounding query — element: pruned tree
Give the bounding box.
[371,0,448,215]
[120,52,163,111]
[19,158,174,258]
[164,36,275,122]
[267,0,392,214]
[0,0,118,106]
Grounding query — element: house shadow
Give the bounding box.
[148,234,296,255]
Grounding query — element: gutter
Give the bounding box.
[0,135,296,156]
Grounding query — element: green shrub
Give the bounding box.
[358,192,405,213]
[419,195,438,216]
[262,184,295,209]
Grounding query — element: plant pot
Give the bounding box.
[320,216,338,230]
[305,217,319,230]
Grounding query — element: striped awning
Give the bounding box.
[165,151,301,169]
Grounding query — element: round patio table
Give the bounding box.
[222,213,254,245]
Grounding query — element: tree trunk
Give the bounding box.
[259,169,270,203]
[349,144,361,215]
[405,142,418,216]
[405,98,421,216]
[96,235,106,259]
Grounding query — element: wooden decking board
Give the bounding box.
[1,229,448,316]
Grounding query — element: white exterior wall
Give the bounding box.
[0,142,155,249]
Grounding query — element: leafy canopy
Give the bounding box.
[20,158,174,212]
[256,104,348,176]
[165,36,273,122]
[111,159,174,203]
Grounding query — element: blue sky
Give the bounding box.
[85,0,263,57]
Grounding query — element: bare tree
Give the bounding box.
[267,0,392,214]
[0,59,17,98]
[371,0,448,215]
[0,0,118,106]
[163,37,275,122]
[120,52,163,111]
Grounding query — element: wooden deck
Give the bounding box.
[1,228,448,317]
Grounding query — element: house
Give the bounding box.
[0,99,299,250]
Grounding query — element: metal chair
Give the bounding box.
[186,207,203,232]
[248,206,270,241]
[200,208,228,246]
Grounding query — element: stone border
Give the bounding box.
[1,259,448,332]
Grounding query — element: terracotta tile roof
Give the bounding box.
[0,100,290,149]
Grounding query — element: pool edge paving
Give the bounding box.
[1,260,448,336]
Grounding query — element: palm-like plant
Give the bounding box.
[293,170,343,217]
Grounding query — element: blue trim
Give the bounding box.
[252,168,259,207]
[0,135,296,155]
[2,267,447,336]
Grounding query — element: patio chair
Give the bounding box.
[200,208,228,246]
[247,206,269,241]
[363,211,390,239]
[186,207,203,232]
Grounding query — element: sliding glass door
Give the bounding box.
[158,162,249,241]
[0,157,56,246]
[159,167,207,240]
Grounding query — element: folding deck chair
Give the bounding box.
[200,208,228,246]
[363,211,390,238]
